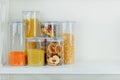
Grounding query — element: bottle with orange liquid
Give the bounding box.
[9,22,26,66]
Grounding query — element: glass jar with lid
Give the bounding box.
[40,21,60,38]
[27,37,45,66]
[46,38,64,66]
[23,11,40,52]
[23,11,40,37]
[60,21,75,64]
[9,22,26,66]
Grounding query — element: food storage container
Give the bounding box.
[9,22,26,66]
[27,38,45,66]
[40,21,60,38]
[60,21,75,64]
[46,38,64,66]
[23,11,40,37]
[0,0,9,66]
[23,11,40,52]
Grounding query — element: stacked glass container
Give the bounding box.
[8,11,75,66]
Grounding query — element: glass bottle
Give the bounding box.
[60,21,75,64]
[9,22,26,66]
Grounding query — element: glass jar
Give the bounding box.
[23,11,40,52]
[46,38,64,66]
[0,0,9,66]
[40,21,60,38]
[60,21,75,64]
[23,11,40,37]
[27,38,45,66]
[9,22,26,66]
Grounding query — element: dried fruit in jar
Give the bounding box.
[48,43,56,53]
[47,55,60,66]
[47,42,64,66]
[55,44,62,53]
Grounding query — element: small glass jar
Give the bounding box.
[40,21,60,38]
[46,38,64,66]
[9,22,26,66]
[23,11,40,37]
[27,38,45,66]
[60,21,75,64]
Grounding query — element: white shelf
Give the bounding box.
[1,61,120,74]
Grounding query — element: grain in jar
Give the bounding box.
[60,21,75,64]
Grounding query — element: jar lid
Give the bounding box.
[27,37,45,42]
[40,21,60,24]
[9,21,25,24]
[59,21,76,23]
[46,38,64,42]
[22,11,40,13]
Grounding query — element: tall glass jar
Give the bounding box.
[23,11,40,52]
[46,38,64,66]
[0,0,9,66]
[27,38,45,66]
[60,21,75,64]
[9,22,26,66]
[23,11,39,37]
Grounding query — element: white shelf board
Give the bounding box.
[1,61,120,74]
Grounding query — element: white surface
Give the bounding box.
[1,61,120,74]
[2,74,120,80]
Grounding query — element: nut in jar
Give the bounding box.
[40,21,60,38]
[46,38,64,66]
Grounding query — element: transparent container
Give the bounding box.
[0,0,9,66]
[60,21,75,64]
[23,11,40,52]
[27,38,45,66]
[9,22,26,66]
[23,11,39,37]
[46,38,64,66]
[40,21,60,38]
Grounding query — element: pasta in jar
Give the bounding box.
[62,33,75,64]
